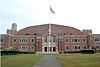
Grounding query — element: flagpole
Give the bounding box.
[48,5,52,54]
[48,5,51,54]
[48,0,55,53]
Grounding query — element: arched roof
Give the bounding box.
[17,24,82,36]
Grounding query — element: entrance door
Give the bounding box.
[53,47,56,52]
[42,34,58,53]
[44,47,47,52]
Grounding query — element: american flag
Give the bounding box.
[50,6,55,14]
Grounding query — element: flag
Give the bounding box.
[50,6,55,14]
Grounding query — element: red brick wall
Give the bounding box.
[1,24,100,52]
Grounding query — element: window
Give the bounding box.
[83,38,86,43]
[0,38,3,42]
[44,37,47,42]
[72,45,80,50]
[94,38,99,42]
[72,38,80,43]
[95,46,99,49]
[65,45,69,49]
[0,46,4,50]
[31,38,34,43]
[65,38,69,43]
[19,38,28,43]
[95,46,100,50]
[64,33,66,35]
[83,45,87,49]
[20,46,27,50]
[45,38,47,42]
[72,39,74,42]
[34,33,37,35]
[53,38,56,42]
[13,38,16,43]
[31,46,34,51]
[26,33,29,35]
[70,32,74,35]
[53,36,56,42]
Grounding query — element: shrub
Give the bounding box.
[19,52,36,54]
[92,46,97,52]
[64,51,81,53]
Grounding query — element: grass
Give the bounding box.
[55,53,100,67]
[1,54,43,67]
[1,53,100,67]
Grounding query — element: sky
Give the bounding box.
[0,0,100,34]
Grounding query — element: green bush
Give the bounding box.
[19,52,36,54]
[64,51,81,53]
[92,46,97,52]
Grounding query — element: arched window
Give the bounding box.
[43,34,57,43]
[31,38,34,43]
[66,46,69,49]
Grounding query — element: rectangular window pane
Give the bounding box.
[66,38,68,42]
[72,38,80,43]
[83,38,86,42]
[95,38,99,42]
[73,46,80,50]
[66,46,69,49]
[96,46,99,48]
[83,46,87,49]
[13,38,16,43]
[31,46,34,51]
[31,38,34,43]
[0,38,3,42]
[19,38,28,43]
[72,39,74,42]
[78,39,80,42]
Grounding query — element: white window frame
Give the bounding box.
[19,38,28,43]
[72,45,80,50]
[31,46,34,51]
[83,45,87,49]
[94,45,100,50]
[13,38,17,43]
[82,38,86,43]
[19,46,27,51]
[94,38,100,43]
[72,38,80,43]
[65,38,69,43]
[65,45,69,50]
[31,38,35,43]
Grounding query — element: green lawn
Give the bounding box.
[55,53,100,67]
[1,54,100,67]
[1,54,43,67]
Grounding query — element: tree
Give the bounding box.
[92,46,97,52]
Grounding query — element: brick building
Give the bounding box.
[0,23,100,54]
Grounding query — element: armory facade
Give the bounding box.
[0,23,100,54]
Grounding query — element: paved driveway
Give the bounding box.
[34,55,61,67]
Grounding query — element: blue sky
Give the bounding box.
[0,0,100,34]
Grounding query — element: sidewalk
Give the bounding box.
[33,55,61,67]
